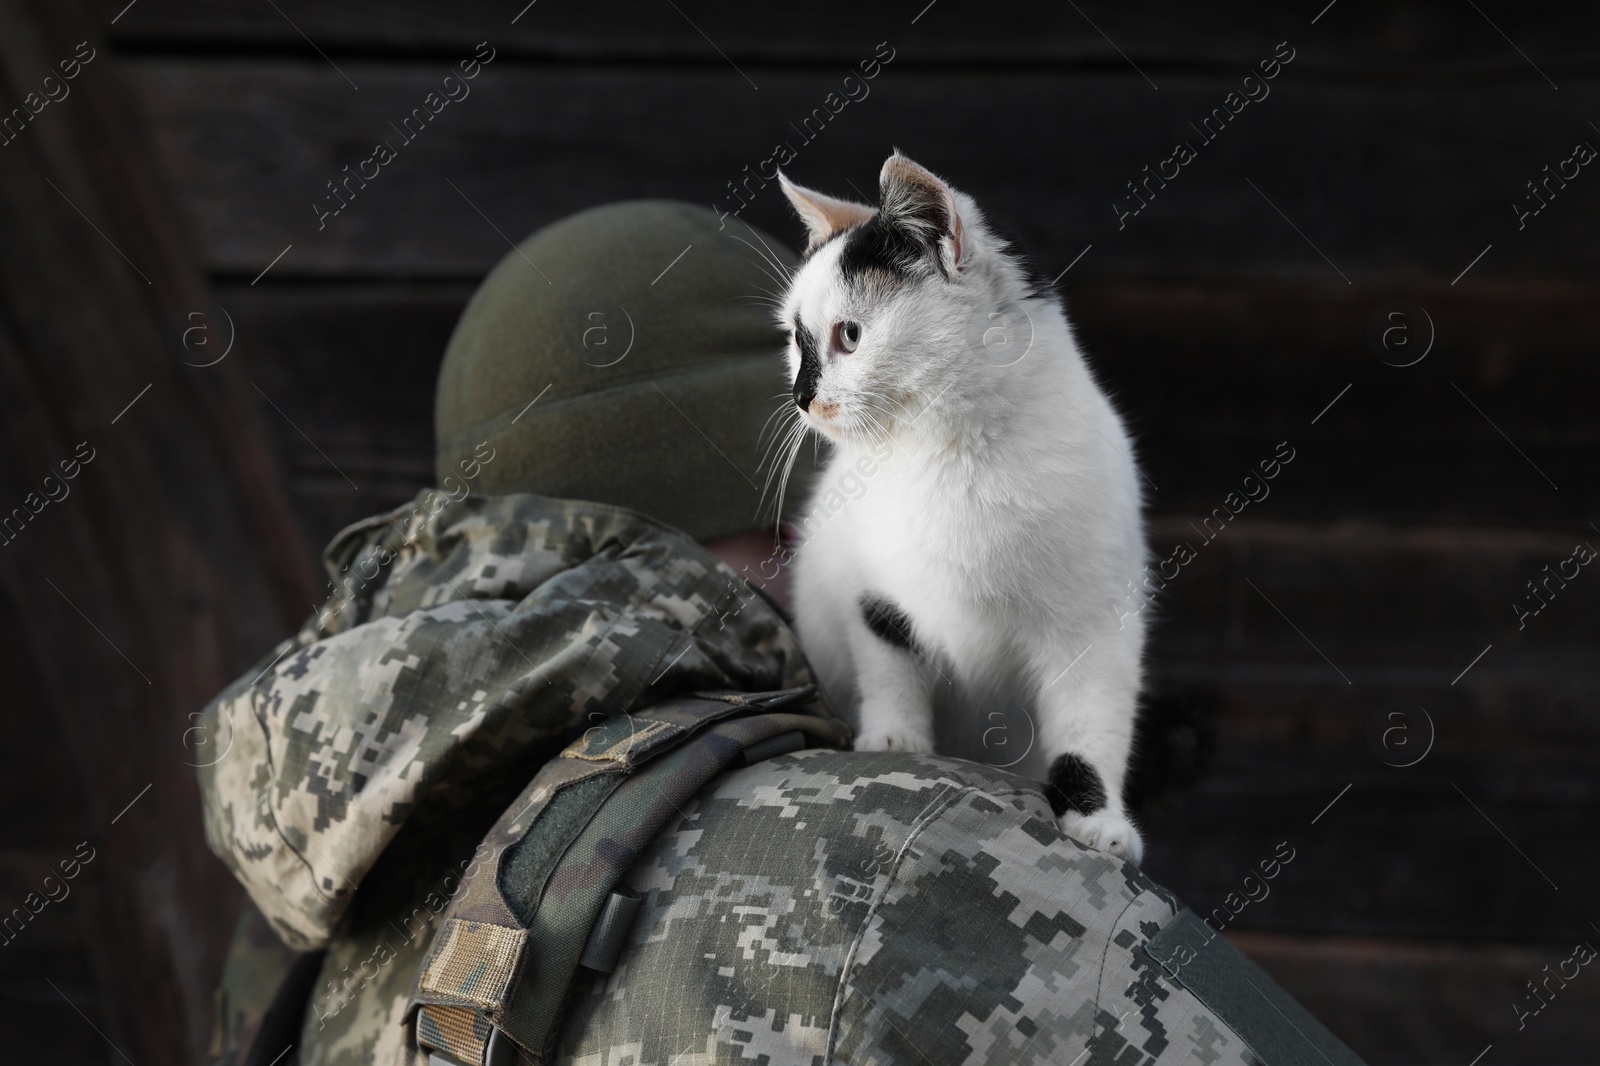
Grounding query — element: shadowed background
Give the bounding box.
[0,1,1595,1063]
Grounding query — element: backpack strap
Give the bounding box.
[406,686,850,1066]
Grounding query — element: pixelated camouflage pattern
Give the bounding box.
[429,690,842,942]
[196,488,817,952]
[552,749,1268,1066]
[296,805,499,1066]
[411,692,852,1062]
[230,740,1352,1066]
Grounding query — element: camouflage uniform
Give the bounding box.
[556,749,1261,1065]
[200,488,1364,1066]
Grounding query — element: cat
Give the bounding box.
[771,151,1150,863]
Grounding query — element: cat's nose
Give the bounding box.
[793,365,819,411]
[794,336,821,411]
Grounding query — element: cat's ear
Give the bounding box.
[778,171,875,254]
[878,151,964,276]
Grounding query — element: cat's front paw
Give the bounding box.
[853,723,935,754]
[1059,809,1144,865]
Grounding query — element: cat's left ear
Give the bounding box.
[879,152,964,277]
[778,171,875,254]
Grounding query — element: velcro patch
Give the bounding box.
[561,717,678,764]
[419,918,527,1012]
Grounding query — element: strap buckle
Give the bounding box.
[421,1024,518,1066]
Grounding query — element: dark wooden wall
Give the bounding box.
[2,1,1596,1063]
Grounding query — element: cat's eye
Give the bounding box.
[835,320,862,354]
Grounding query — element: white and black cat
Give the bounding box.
[772,151,1150,863]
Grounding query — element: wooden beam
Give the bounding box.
[120,61,1600,280]
[0,0,319,1060]
[1232,931,1599,1064]
[92,0,1600,79]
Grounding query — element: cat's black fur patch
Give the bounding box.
[838,212,931,284]
[835,200,1049,299]
[793,318,821,410]
[1045,753,1107,817]
[859,594,921,656]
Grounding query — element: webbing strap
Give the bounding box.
[415,1003,493,1065]
[407,688,849,1065]
[418,920,528,1014]
[1145,910,1367,1066]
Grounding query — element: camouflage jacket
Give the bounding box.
[201,489,1365,1066]
[200,488,817,1060]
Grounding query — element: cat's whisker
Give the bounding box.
[767,418,810,528]
[883,393,919,420]
[744,223,796,284]
[862,388,917,421]
[734,279,787,305]
[856,395,911,450]
[727,251,789,297]
[761,395,797,425]
[851,419,884,454]
[763,426,806,507]
[756,422,804,510]
[726,222,795,284]
[758,414,809,526]
[726,237,793,293]
[755,427,791,525]
[858,394,904,425]
[758,398,799,448]
[865,416,901,458]
[757,398,803,448]
[847,401,890,444]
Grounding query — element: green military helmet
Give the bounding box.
[434,201,813,543]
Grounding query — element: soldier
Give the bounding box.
[199,201,1365,1066]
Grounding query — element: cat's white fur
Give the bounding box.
[774,152,1149,863]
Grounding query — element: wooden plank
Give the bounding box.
[95,0,1596,78]
[1131,526,1598,945]
[0,851,100,958]
[219,281,470,556]
[0,2,321,1062]
[0,918,111,1066]
[1146,671,1600,765]
[1142,519,1600,667]
[1125,645,1596,942]
[1070,281,1599,529]
[0,586,90,850]
[1231,932,1600,1065]
[0,983,110,1066]
[125,61,1600,280]
[1138,762,1590,944]
[0,533,106,1066]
